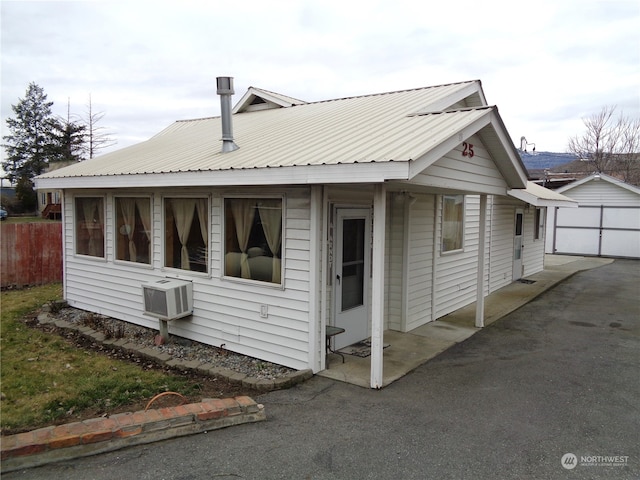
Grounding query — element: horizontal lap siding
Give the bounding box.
[413,135,508,194]
[62,188,312,371]
[385,197,404,330]
[406,194,434,330]
[435,195,480,318]
[522,207,545,276]
[489,197,516,293]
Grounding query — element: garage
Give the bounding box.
[546,173,640,258]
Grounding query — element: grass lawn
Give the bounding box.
[0,284,228,435]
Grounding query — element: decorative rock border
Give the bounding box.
[35,310,313,391]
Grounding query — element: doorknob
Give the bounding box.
[336,274,341,285]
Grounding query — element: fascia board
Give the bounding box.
[412,81,486,114]
[507,189,579,207]
[35,162,411,190]
[407,111,492,179]
[487,110,528,188]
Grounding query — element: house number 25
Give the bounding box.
[462,142,474,158]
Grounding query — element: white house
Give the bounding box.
[36,78,575,388]
[546,173,640,258]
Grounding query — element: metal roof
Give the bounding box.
[508,182,579,207]
[37,80,526,188]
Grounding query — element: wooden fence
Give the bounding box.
[1,222,63,288]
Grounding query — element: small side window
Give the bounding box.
[442,195,464,253]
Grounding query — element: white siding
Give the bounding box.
[385,195,404,331]
[62,187,313,371]
[405,194,435,330]
[488,196,516,293]
[434,195,481,318]
[561,180,640,206]
[522,207,545,276]
[412,134,509,195]
[546,179,640,257]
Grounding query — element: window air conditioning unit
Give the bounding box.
[142,279,193,320]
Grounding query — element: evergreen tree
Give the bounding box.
[53,99,87,163]
[2,82,61,182]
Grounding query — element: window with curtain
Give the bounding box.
[442,194,464,252]
[75,197,105,257]
[224,198,282,284]
[115,197,151,264]
[164,198,208,272]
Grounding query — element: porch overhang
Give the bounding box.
[508,182,578,208]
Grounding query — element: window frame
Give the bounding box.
[114,195,153,267]
[73,195,106,260]
[441,194,465,254]
[222,195,285,288]
[162,195,210,276]
[534,207,545,241]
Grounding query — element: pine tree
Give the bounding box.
[2,82,61,182]
[52,99,87,163]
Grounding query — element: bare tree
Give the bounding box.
[568,106,640,185]
[84,94,116,158]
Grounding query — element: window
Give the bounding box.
[75,197,104,257]
[442,194,464,252]
[115,197,151,264]
[164,198,208,272]
[224,198,282,284]
[534,208,544,240]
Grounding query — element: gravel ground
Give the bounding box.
[53,306,295,381]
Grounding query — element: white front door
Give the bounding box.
[513,209,524,280]
[333,208,371,350]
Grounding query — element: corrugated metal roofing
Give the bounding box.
[38,80,512,181]
[508,182,579,207]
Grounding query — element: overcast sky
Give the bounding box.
[2,0,639,163]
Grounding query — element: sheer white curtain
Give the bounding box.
[136,198,152,253]
[229,199,255,278]
[196,198,208,267]
[258,200,282,283]
[81,198,103,256]
[118,198,137,261]
[170,199,196,270]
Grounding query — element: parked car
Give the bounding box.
[0,206,7,221]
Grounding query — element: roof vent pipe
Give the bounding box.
[216,76,239,153]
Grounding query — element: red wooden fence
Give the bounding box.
[0,222,63,288]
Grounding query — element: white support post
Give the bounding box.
[309,185,323,373]
[475,194,487,328]
[370,184,386,389]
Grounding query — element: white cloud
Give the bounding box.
[1,0,638,163]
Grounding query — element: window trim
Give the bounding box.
[73,195,106,261]
[534,207,544,241]
[113,195,154,268]
[161,195,211,277]
[221,194,285,288]
[441,194,465,254]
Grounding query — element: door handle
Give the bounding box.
[336,274,341,285]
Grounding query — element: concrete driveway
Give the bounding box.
[5,259,639,480]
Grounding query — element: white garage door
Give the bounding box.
[551,205,640,258]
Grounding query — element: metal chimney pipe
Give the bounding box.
[216,76,239,153]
